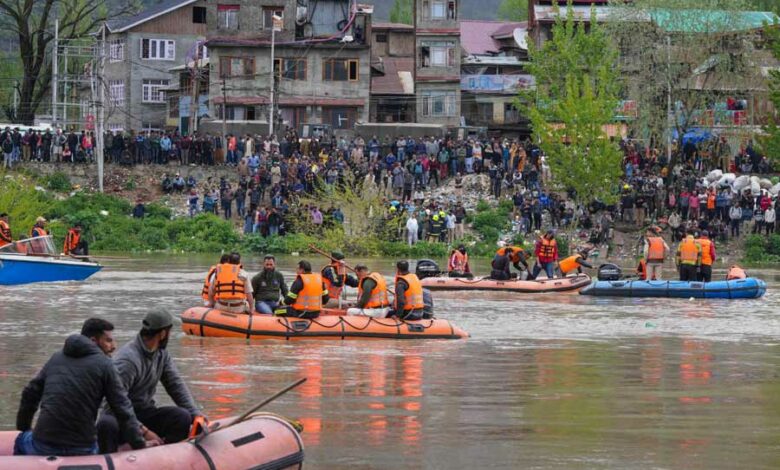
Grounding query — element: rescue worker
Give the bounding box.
[30,217,47,238]
[63,223,89,256]
[636,257,648,280]
[97,310,206,453]
[490,248,512,280]
[283,260,330,319]
[251,255,288,314]
[392,260,425,321]
[676,233,702,281]
[201,254,229,307]
[346,264,391,318]
[321,251,358,308]
[427,214,443,242]
[15,318,146,456]
[496,244,531,278]
[727,265,747,280]
[695,230,717,283]
[448,245,473,278]
[643,227,670,280]
[532,231,558,279]
[558,249,593,276]
[0,212,12,248]
[208,252,254,314]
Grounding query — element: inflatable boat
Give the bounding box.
[181,307,468,340]
[579,278,767,299]
[0,413,303,470]
[419,273,591,293]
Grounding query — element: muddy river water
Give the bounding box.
[1,255,779,469]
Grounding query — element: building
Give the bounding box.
[459,20,531,136]
[101,0,208,132]
[164,59,210,135]
[414,0,461,127]
[369,22,415,123]
[203,0,372,135]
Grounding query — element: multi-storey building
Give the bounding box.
[369,22,415,123]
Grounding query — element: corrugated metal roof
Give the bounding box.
[460,20,526,55]
[371,57,415,95]
[651,10,779,33]
[106,0,197,33]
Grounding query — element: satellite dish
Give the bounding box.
[513,27,528,50]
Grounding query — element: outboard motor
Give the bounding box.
[415,259,441,279]
[597,263,622,281]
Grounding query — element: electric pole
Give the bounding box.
[52,19,58,125]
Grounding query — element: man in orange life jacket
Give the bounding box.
[695,230,717,283]
[63,223,89,256]
[532,231,558,279]
[346,264,391,318]
[0,212,13,248]
[201,254,229,306]
[321,251,358,308]
[558,249,593,276]
[30,217,48,238]
[676,233,701,282]
[208,252,253,314]
[282,260,330,319]
[393,260,425,321]
[643,227,670,280]
[448,245,473,279]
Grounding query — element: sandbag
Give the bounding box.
[706,169,723,182]
[759,178,772,189]
[718,173,736,186]
[770,183,780,196]
[742,181,760,195]
[733,175,750,190]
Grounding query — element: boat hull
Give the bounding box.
[579,278,767,299]
[0,255,101,285]
[181,307,469,340]
[420,274,591,292]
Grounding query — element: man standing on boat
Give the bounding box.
[15,318,146,456]
[63,223,89,256]
[676,233,702,282]
[97,309,206,453]
[0,212,12,247]
[30,217,47,238]
[643,227,670,280]
[321,251,359,308]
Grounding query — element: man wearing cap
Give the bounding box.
[0,212,12,248]
[97,309,206,453]
[321,251,358,308]
[30,217,48,238]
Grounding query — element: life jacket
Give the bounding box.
[696,238,713,266]
[213,263,246,302]
[678,238,700,265]
[64,229,80,254]
[292,273,325,312]
[727,265,746,280]
[558,255,582,275]
[449,250,468,272]
[395,273,424,311]
[706,193,716,210]
[0,220,11,247]
[30,226,47,238]
[636,259,647,280]
[358,272,390,308]
[201,265,217,301]
[321,264,346,300]
[538,238,556,262]
[496,246,524,264]
[646,236,665,262]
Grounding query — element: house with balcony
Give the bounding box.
[369,22,415,123]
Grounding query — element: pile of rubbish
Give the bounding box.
[705,170,780,195]
[429,174,493,209]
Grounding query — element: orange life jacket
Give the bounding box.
[678,238,700,265]
[538,239,556,261]
[64,229,80,254]
[201,265,217,301]
[706,193,716,210]
[0,220,12,247]
[395,273,424,311]
[292,273,325,312]
[213,263,246,302]
[696,238,713,266]
[558,255,581,275]
[637,259,647,280]
[358,272,390,308]
[321,264,346,300]
[449,250,469,272]
[30,226,48,238]
[727,265,746,280]
[646,237,665,262]
[496,246,524,264]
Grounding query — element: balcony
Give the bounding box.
[460,74,535,94]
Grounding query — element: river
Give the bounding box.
[1,255,779,469]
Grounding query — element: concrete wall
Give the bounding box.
[415,0,460,30]
[416,83,460,127]
[415,34,461,80]
[205,0,297,42]
[372,29,415,58]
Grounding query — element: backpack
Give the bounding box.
[2,138,12,153]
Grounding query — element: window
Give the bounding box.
[108,124,124,133]
[423,0,456,20]
[141,39,175,60]
[420,41,455,68]
[217,5,239,30]
[323,59,359,81]
[219,106,258,121]
[323,107,356,129]
[142,79,169,103]
[109,80,125,107]
[421,91,456,117]
[273,58,307,80]
[109,39,124,63]
[376,34,387,43]
[192,6,207,24]
[220,56,255,77]
[263,7,284,30]
[431,1,446,19]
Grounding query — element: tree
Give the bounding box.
[389,0,413,26]
[523,1,623,205]
[0,0,135,125]
[498,0,529,22]
[758,21,780,160]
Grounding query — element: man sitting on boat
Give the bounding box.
[251,254,288,314]
[97,310,206,453]
[321,251,359,308]
[30,217,47,238]
[207,252,254,314]
[280,260,330,319]
[15,318,146,456]
[63,223,89,257]
[448,245,474,279]
[346,264,391,318]
[393,261,425,321]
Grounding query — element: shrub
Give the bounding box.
[42,172,72,192]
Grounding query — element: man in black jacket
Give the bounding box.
[15,318,146,456]
[252,255,288,314]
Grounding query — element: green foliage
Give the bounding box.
[0,174,53,239]
[761,19,780,162]
[498,0,529,22]
[389,0,413,25]
[744,234,780,262]
[41,172,73,192]
[469,199,512,244]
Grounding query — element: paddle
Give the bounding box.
[309,244,397,296]
[194,378,307,443]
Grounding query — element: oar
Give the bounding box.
[309,244,397,296]
[68,254,131,260]
[195,378,307,444]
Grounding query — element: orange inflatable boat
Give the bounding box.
[0,413,303,470]
[181,307,468,340]
[420,273,591,292]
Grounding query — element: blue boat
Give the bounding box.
[0,236,101,285]
[580,278,766,299]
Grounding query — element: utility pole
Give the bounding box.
[189,42,202,136]
[12,81,18,120]
[52,19,58,125]
[96,26,106,193]
[666,34,672,163]
[222,77,227,143]
[269,15,277,137]
[63,44,69,126]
